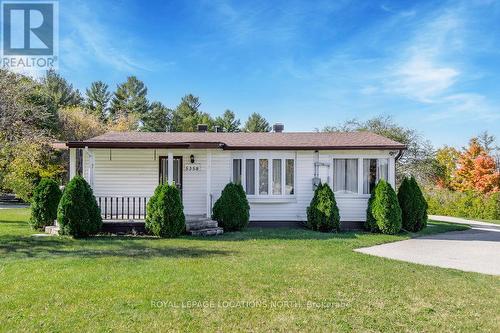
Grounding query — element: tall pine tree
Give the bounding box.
[110,76,149,122]
[214,110,241,132]
[85,81,110,122]
[242,113,271,132]
[142,101,173,132]
[171,94,213,131]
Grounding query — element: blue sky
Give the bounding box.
[54,0,500,147]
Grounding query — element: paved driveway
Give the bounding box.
[0,203,29,209]
[355,216,500,275]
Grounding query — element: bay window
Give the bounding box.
[332,159,358,194]
[233,155,295,197]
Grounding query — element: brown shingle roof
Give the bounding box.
[67,131,406,150]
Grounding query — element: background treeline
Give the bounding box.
[1,69,499,222]
[0,70,273,200]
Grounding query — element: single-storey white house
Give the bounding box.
[67,127,405,229]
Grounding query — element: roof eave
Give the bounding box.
[67,141,406,150]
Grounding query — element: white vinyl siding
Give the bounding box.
[81,148,396,222]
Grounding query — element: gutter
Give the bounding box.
[67,142,407,151]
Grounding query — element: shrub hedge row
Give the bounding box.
[425,188,500,221]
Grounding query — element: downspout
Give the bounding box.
[395,149,404,161]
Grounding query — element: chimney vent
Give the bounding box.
[273,123,284,133]
[214,125,223,133]
[197,124,208,132]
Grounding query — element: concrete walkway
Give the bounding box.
[356,216,500,276]
[0,203,29,209]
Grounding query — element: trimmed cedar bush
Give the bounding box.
[366,180,402,234]
[398,176,428,232]
[30,178,62,230]
[57,176,102,238]
[306,183,340,232]
[364,189,378,232]
[145,184,185,237]
[212,183,250,231]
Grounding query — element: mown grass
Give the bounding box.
[0,208,498,332]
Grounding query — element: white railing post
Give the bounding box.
[167,152,174,185]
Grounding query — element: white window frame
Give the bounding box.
[327,153,395,198]
[232,152,296,200]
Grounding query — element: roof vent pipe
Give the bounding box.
[197,124,208,132]
[273,123,284,133]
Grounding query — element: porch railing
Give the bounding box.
[97,196,149,220]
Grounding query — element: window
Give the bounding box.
[333,159,358,194]
[363,158,389,194]
[245,159,255,195]
[232,159,242,184]
[232,156,295,197]
[285,159,294,195]
[259,159,269,195]
[272,159,282,195]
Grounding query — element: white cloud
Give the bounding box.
[389,56,459,103]
[59,2,173,74]
[427,93,500,121]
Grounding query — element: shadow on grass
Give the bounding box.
[194,227,361,242]
[0,235,234,260]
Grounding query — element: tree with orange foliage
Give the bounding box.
[452,138,500,194]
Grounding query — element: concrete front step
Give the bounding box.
[189,227,224,236]
[186,220,218,231]
[45,225,60,235]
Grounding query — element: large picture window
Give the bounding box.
[233,156,296,197]
[363,158,389,194]
[332,159,358,194]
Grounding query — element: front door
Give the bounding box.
[159,156,183,194]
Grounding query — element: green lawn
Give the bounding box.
[0,209,499,332]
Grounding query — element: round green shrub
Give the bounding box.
[212,183,250,231]
[30,178,62,230]
[366,180,402,235]
[306,183,340,232]
[398,176,428,232]
[145,184,185,237]
[57,176,102,238]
